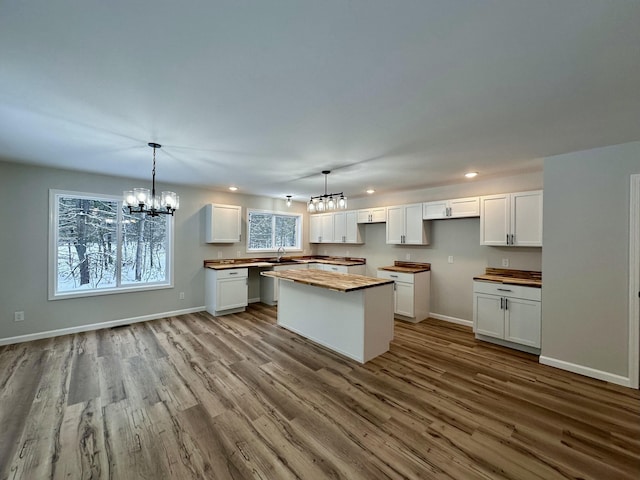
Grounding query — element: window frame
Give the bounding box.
[246,208,303,253]
[48,189,174,300]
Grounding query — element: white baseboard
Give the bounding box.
[539,356,632,388]
[248,297,262,304]
[429,312,473,328]
[0,306,206,346]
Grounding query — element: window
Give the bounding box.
[247,209,302,252]
[49,190,173,299]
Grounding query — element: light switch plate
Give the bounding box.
[448,255,454,264]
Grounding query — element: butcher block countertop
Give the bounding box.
[204,256,365,270]
[378,261,431,273]
[473,268,542,288]
[261,269,393,292]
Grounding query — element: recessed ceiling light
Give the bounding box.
[464,172,478,178]
[229,186,238,191]
[366,189,375,194]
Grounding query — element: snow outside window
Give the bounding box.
[49,190,173,299]
[247,209,302,252]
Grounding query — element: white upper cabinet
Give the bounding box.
[480,190,542,246]
[357,207,387,223]
[423,197,479,220]
[205,204,242,243]
[333,211,363,244]
[309,213,335,243]
[386,203,428,245]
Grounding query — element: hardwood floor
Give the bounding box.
[1,304,639,479]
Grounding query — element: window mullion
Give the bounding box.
[271,215,277,249]
[116,203,123,287]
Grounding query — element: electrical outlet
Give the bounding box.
[502,258,510,267]
[217,251,222,259]
[179,292,185,300]
[448,255,454,264]
[14,311,24,322]
[405,253,411,260]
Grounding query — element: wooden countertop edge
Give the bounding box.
[473,275,542,288]
[261,271,394,292]
[204,257,366,269]
[378,266,431,273]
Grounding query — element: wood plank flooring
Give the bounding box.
[1,303,639,479]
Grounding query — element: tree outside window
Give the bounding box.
[247,210,302,252]
[50,190,172,299]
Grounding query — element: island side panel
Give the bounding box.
[362,284,395,362]
[276,280,366,363]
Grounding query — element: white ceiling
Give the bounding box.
[1,1,639,201]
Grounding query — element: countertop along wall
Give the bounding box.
[0,160,310,342]
[316,171,544,324]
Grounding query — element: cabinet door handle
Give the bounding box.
[497,288,512,292]
[511,234,515,245]
[504,298,508,310]
[506,234,509,245]
[500,297,504,309]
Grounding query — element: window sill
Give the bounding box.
[49,282,173,301]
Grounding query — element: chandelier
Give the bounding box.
[307,170,347,213]
[123,142,179,217]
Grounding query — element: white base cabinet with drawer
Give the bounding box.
[260,263,308,306]
[206,268,248,316]
[377,270,430,322]
[318,263,366,275]
[473,281,541,353]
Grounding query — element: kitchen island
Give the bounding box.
[261,270,395,363]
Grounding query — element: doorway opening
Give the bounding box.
[629,174,640,389]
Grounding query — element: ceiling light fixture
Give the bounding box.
[366,189,375,194]
[229,186,238,191]
[123,143,179,217]
[465,171,478,178]
[307,170,347,213]
[286,195,292,207]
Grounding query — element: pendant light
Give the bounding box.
[123,143,179,217]
[307,171,347,213]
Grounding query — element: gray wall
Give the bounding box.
[542,141,640,378]
[0,161,309,340]
[319,172,544,322]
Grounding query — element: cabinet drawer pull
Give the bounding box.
[390,275,398,278]
[229,272,238,275]
[497,288,512,292]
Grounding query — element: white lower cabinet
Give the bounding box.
[473,281,541,351]
[377,270,431,322]
[312,263,366,275]
[206,268,248,316]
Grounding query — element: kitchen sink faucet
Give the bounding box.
[277,246,285,262]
